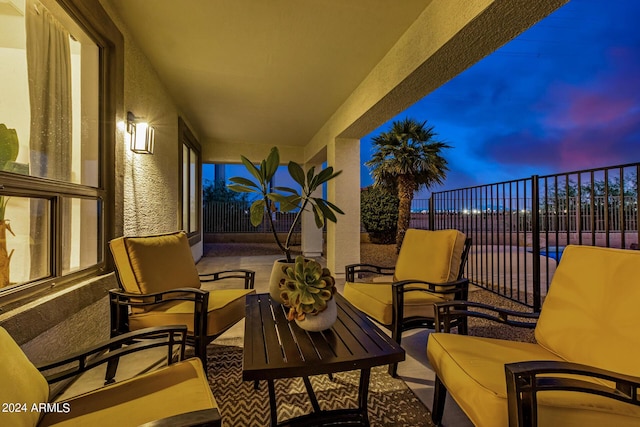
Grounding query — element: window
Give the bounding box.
[0,0,119,300]
[179,117,201,243]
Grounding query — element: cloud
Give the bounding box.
[476,42,640,173]
[362,1,640,191]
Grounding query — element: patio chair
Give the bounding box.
[0,325,222,427]
[108,231,255,377]
[427,245,640,427]
[343,228,471,376]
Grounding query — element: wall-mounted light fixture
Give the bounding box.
[127,111,155,154]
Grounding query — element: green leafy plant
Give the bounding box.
[0,124,20,288]
[361,186,399,244]
[279,255,336,321]
[0,124,20,221]
[228,146,344,262]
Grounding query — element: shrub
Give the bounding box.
[361,186,399,244]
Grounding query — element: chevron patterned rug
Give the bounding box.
[206,344,434,426]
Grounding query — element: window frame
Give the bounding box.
[0,0,121,306]
[178,117,202,246]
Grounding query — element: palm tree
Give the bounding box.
[366,118,450,252]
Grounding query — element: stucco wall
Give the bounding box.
[0,0,202,364]
[101,0,184,238]
[0,273,117,363]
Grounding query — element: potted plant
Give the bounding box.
[279,255,337,331]
[228,146,343,301]
[0,124,25,288]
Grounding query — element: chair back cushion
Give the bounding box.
[394,229,467,283]
[110,231,201,295]
[535,245,640,377]
[0,327,49,427]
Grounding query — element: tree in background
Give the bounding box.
[360,186,399,244]
[203,179,248,204]
[366,118,450,252]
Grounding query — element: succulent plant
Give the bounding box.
[279,255,336,321]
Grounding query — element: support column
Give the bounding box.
[327,138,360,278]
[302,163,323,258]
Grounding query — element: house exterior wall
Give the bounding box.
[0,0,199,363]
[102,0,204,260]
[101,0,184,238]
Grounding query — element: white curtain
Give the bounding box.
[26,0,72,278]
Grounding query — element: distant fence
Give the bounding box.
[203,202,301,233]
[429,163,639,311]
[203,163,639,312]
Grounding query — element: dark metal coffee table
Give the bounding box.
[242,293,405,426]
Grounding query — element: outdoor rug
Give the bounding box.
[206,344,434,426]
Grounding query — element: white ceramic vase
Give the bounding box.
[268,259,293,304]
[295,298,337,332]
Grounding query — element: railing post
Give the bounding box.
[429,195,435,231]
[530,175,541,312]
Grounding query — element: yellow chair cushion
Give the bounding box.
[0,327,50,427]
[427,333,640,427]
[394,229,466,283]
[535,245,640,377]
[128,288,254,336]
[342,282,447,325]
[343,229,466,325]
[110,231,202,295]
[39,358,217,427]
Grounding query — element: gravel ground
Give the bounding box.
[357,242,536,342]
[204,241,536,342]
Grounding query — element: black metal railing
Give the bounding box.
[203,163,639,312]
[203,201,301,234]
[428,163,639,311]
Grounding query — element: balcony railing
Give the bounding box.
[203,203,301,234]
[429,162,639,311]
[204,162,639,312]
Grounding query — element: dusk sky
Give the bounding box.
[360,0,640,198]
[211,1,640,199]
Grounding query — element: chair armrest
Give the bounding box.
[434,300,539,333]
[392,278,469,297]
[109,287,208,308]
[345,263,395,282]
[138,408,222,427]
[391,278,469,336]
[36,326,188,384]
[505,360,640,427]
[199,269,255,289]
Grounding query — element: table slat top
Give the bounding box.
[242,293,405,380]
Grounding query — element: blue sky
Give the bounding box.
[208,1,640,199]
[361,0,640,197]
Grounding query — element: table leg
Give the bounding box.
[358,368,371,426]
[302,376,321,413]
[267,379,278,426]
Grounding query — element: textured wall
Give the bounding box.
[102,0,184,237]
[0,273,117,362]
[0,0,203,366]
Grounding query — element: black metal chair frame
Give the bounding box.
[108,269,255,382]
[432,300,640,426]
[430,300,539,425]
[505,360,640,427]
[345,237,472,376]
[37,325,222,427]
